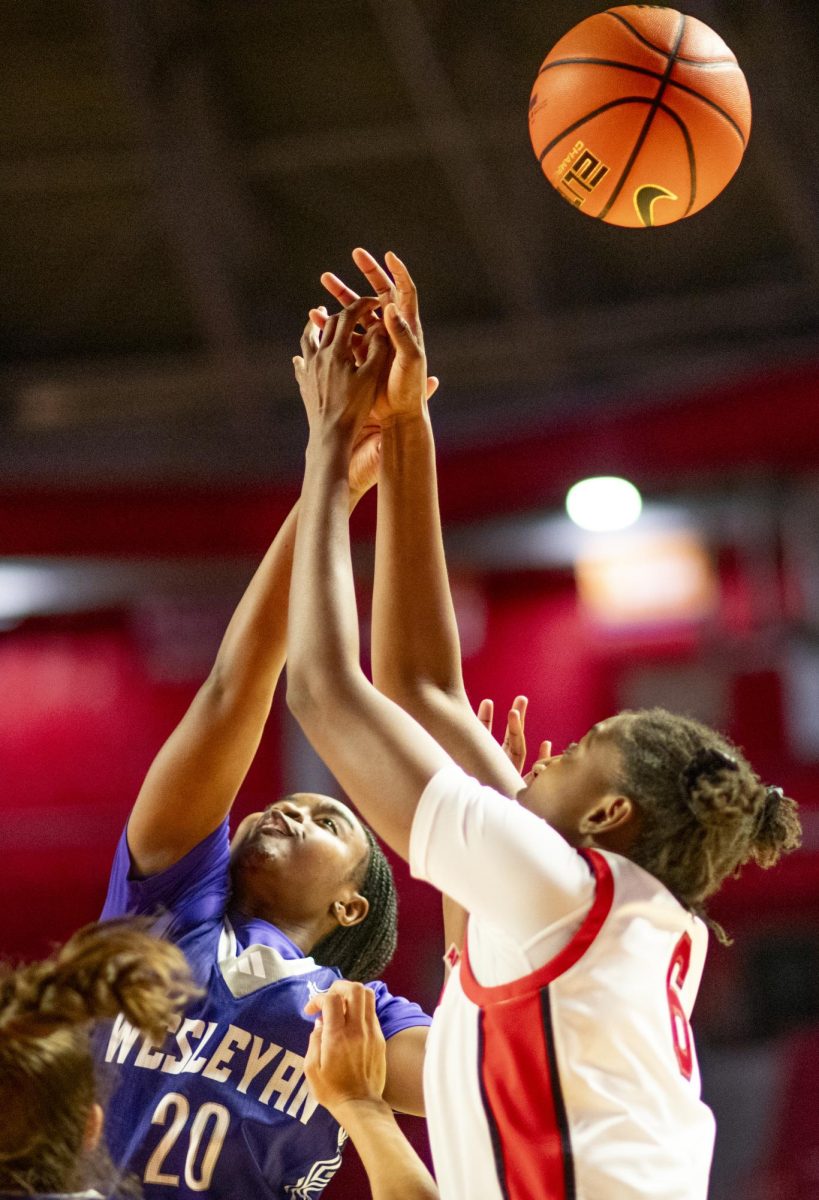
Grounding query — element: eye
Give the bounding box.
[319,816,339,834]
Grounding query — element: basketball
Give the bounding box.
[528,6,751,228]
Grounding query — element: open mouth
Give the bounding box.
[258,810,294,838]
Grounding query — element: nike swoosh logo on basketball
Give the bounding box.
[634,184,678,227]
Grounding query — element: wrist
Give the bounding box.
[306,425,357,465]
[379,404,430,434]
[377,398,427,432]
[329,1095,393,1128]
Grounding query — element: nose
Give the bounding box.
[276,802,306,824]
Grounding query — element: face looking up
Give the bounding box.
[230,793,371,936]
[518,718,637,849]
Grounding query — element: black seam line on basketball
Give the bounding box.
[541,987,576,1200]
[476,1012,512,1200]
[598,11,686,223]
[605,10,736,65]
[538,58,745,145]
[539,96,651,163]
[539,56,739,76]
[657,98,697,215]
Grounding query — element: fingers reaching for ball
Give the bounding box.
[306,249,439,420]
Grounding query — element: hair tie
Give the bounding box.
[752,784,784,837]
[682,747,739,795]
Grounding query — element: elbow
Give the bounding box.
[285,660,339,729]
[286,679,324,745]
[377,675,468,721]
[287,662,363,736]
[285,665,321,728]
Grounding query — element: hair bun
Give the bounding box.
[682,747,739,796]
[748,783,802,867]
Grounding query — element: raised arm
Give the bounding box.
[320,250,525,800]
[286,304,587,944]
[127,428,381,876]
[287,301,453,861]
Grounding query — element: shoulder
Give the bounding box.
[367,979,432,1035]
[101,818,230,931]
[596,849,691,911]
[590,850,707,949]
[412,763,557,854]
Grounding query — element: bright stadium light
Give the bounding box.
[565,476,643,532]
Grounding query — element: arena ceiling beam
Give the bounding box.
[99,0,261,365]
[1,277,815,486]
[0,116,528,198]
[367,0,541,316]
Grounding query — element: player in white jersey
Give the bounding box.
[287,252,801,1199]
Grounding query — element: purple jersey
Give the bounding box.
[94,821,430,1200]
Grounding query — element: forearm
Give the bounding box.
[372,412,524,798]
[207,501,299,704]
[287,437,362,709]
[287,304,453,862]
[332,1099,438,1200]
[212,482,366,703]
[287,434,451,862]
[372,409,465,699]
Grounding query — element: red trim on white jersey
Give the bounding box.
[457,850,613,1199]
[476,982,576,1198]
[460,848,615,1005]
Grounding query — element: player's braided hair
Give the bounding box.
[610,707,801,942]
[312,824,398,982]
[0,918,199,1196]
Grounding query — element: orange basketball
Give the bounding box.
[528,6,751,228]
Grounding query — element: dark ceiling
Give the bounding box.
[1,0,818,486]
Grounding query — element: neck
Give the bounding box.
[229,890,332,957]
[593,821,641,858]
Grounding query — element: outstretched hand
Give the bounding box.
[312,248,439,424]
[293,297,389,451]
[477,695,529,774]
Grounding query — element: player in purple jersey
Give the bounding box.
[94,431,432,1200]
[0,918,196,1200]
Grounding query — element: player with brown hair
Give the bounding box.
[0,919,197,1198]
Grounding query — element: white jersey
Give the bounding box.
[409,765,716,1200]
